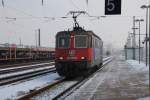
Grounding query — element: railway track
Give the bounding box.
[0,62,54,75]
[0,60,54,69]
[17,78,65,100]
[53,57,113,100]
[0,66,56,86]
[18,57,113,100]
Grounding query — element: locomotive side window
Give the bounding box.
[58,36,70,48]
[75,35,87,48]
[89,36,92,48]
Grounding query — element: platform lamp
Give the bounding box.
[141,3,150,94]
[141,5,150,66]
[135,19,144,64]
[132,27,138,60]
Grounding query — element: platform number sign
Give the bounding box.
[105,0,121,15]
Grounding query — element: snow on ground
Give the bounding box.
[0,62,53,71]
[32,81,78,100]
[137,96,150,100]
[126,60,149,86]
[0,72,60,100]
[126,60,148,72]
[0,65,54,79]
[65,55,149,100]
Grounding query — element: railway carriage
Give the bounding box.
[0,45,55,64]
[55,27,103,77]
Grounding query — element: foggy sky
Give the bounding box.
[0,0,149,49]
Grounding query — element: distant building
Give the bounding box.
[124,45,144,61]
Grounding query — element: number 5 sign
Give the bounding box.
[105,0,121,15]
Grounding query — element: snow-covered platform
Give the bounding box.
[65,55,149,100]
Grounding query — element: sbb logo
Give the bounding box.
[68,50,75,57]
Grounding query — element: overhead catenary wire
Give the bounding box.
[3,20,35,34]
[2,2,38,18]
[0,15,145,20]
[0,0,145,21]
[67,0,81,10]
[0,2,50,30]
[0,21,39,45]
[0,1,146,33]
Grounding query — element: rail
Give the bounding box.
[52,56,113,99]
[0,62,54,74]
[0,67,55,86]
[18,56,113,100]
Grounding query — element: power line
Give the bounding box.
[67,0,81,10]
[4,3,37,18]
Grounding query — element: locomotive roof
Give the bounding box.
[56,30,102,40]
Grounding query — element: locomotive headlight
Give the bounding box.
[59,57,63,60]
[81,57,85,60]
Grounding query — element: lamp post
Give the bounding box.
[141,4,150,93]
[149,2,150,93]
[132,26,138,60]
[135,19,144,64]
[141,5,150,66]
[132,16,136,60]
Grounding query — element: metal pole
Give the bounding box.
[136,19,144,63]
[35,30,37,47]
[38,29,41,47]
[19,37,21,46]
[133,16,136,60]
[146,8,148,66]
[149,2,150,92]
[139,21,141,64]
[125,45,127,60]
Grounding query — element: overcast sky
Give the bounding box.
[0,0,149,49]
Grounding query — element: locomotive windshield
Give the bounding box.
[75,35,87,48]
[58,36,70,48]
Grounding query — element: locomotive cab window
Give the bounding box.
[75,35,88,48]
[57,36,70,48]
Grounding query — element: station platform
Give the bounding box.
[65,55,149,100]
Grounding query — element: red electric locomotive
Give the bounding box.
[55,11,103,77]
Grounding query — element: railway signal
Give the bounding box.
[105,0,121,15]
